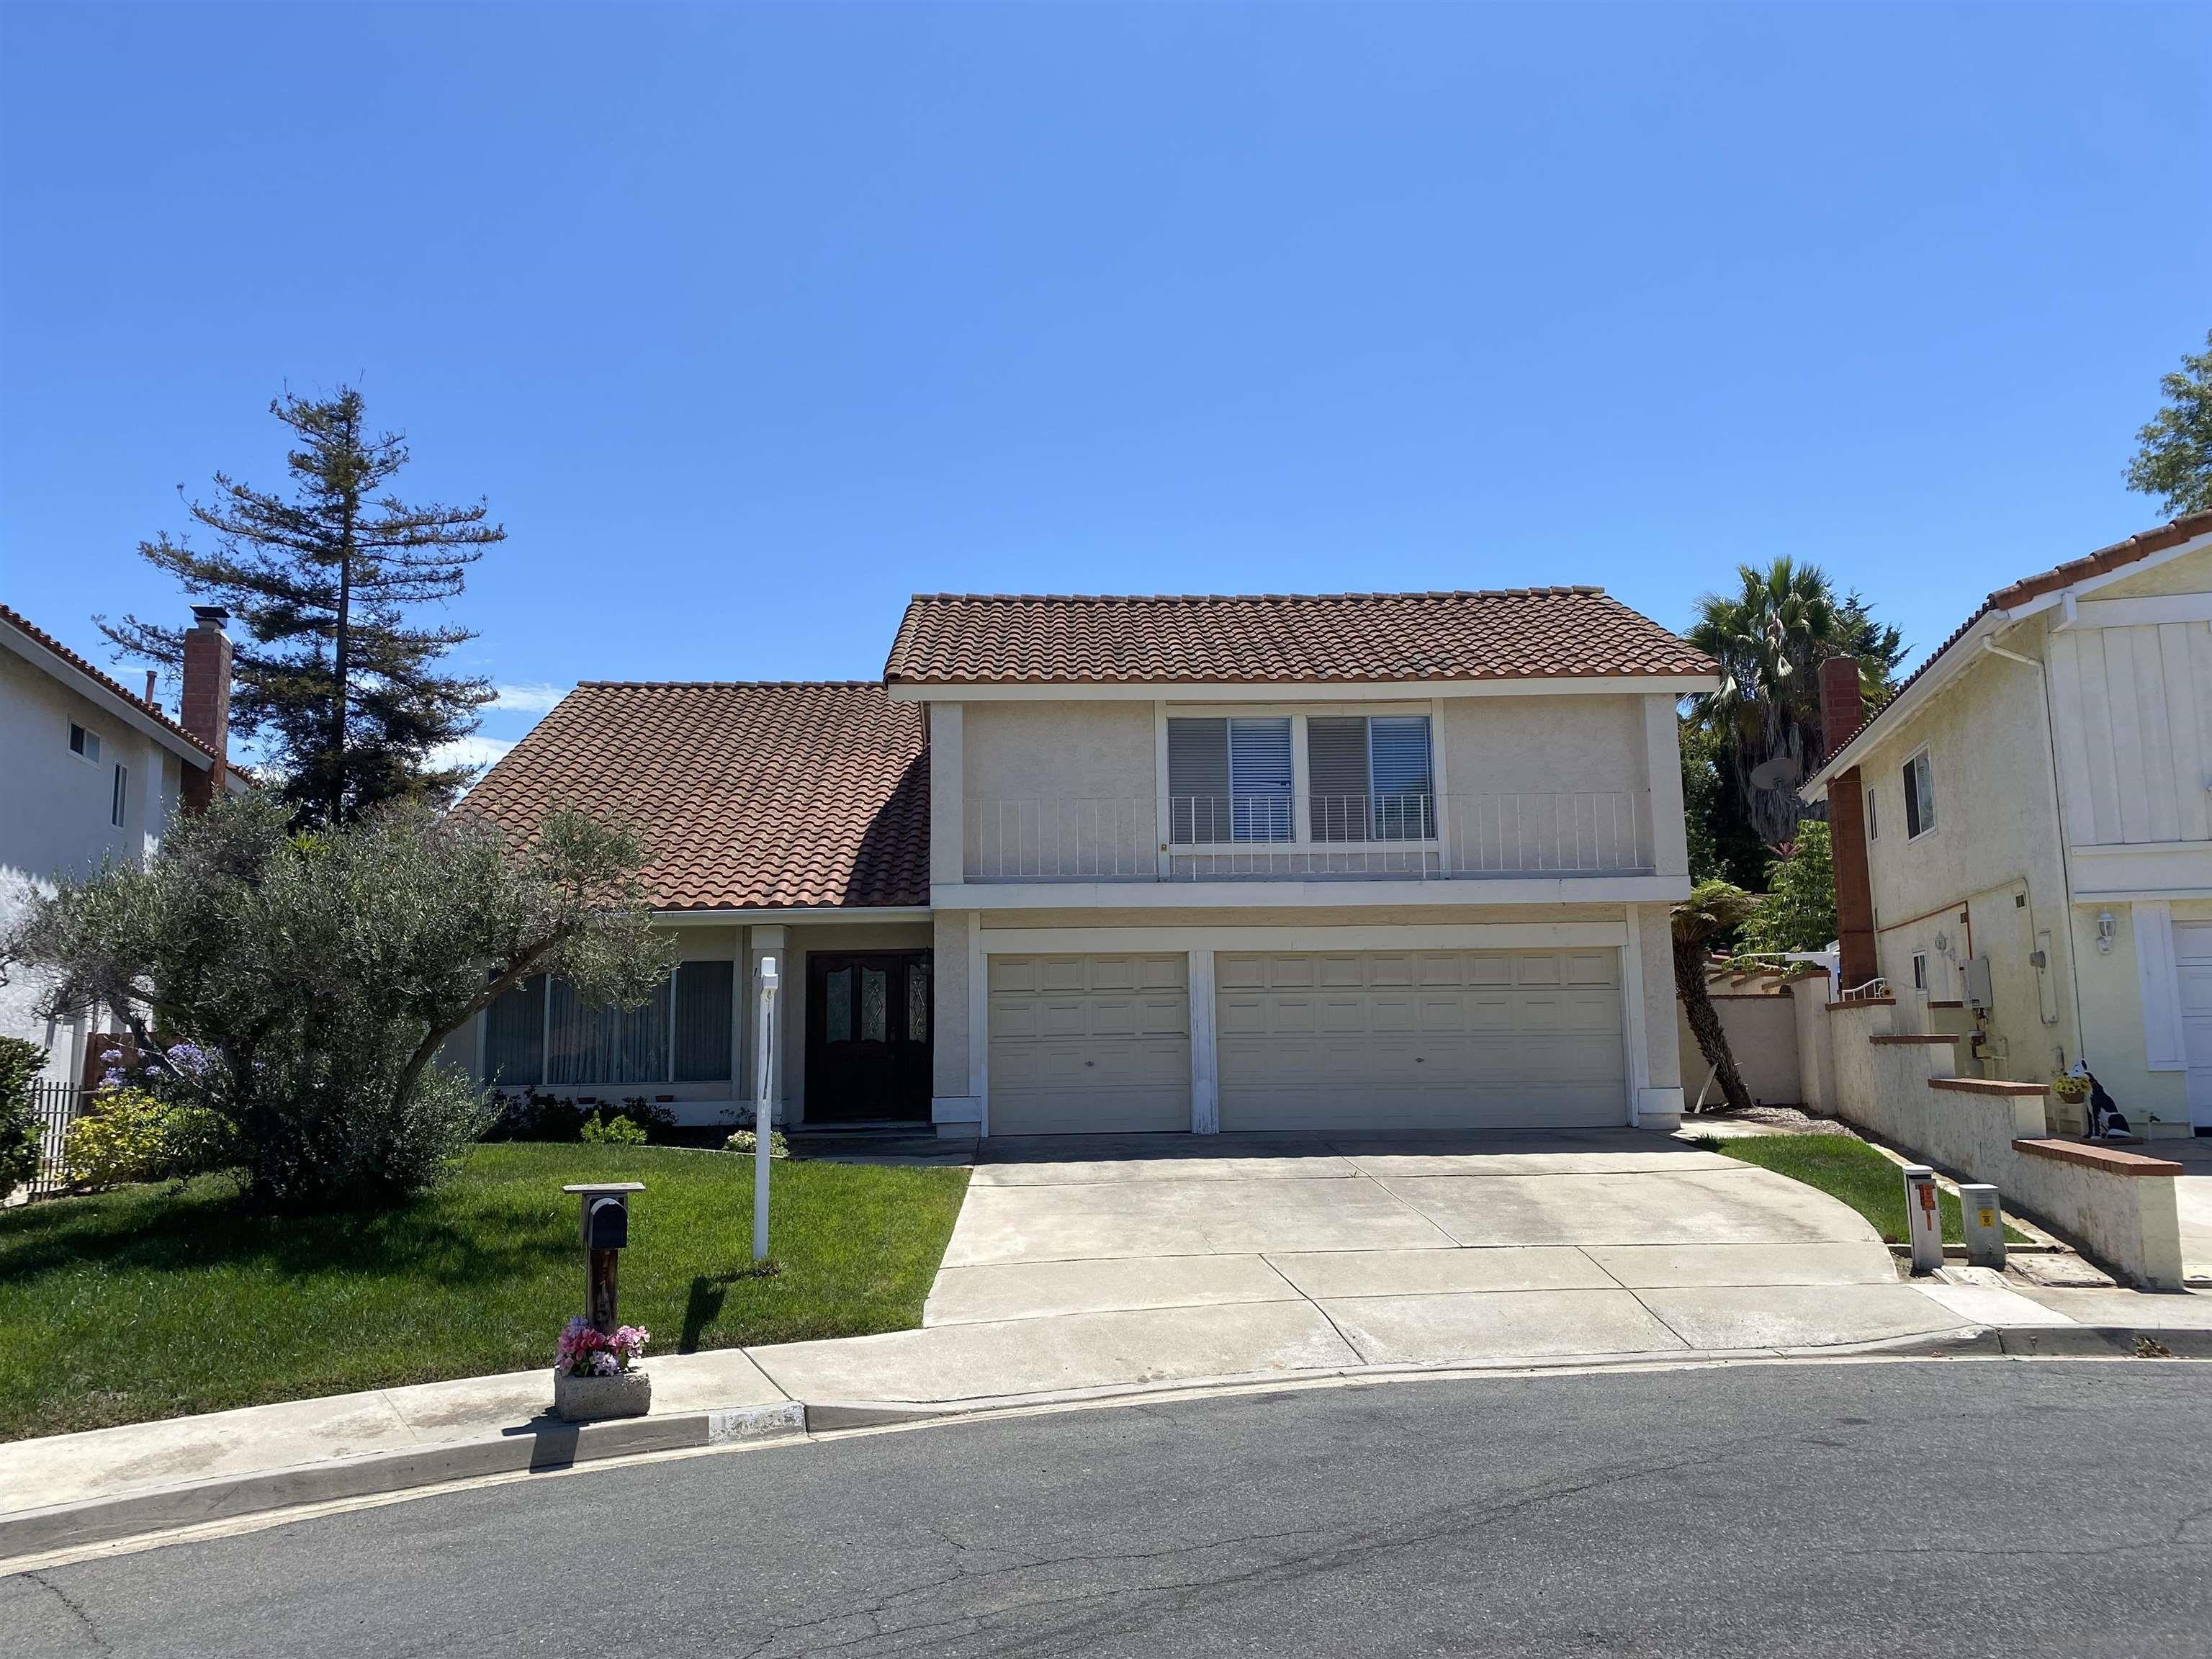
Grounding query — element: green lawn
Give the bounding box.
[1705,1133,2029,1246]
[0,1143,968,1443]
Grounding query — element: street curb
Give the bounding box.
[1992,1326,2212,1359]
[0,1401,808,1563]
[8,1328,2206,1564]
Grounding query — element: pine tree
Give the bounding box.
[102,390,503,825]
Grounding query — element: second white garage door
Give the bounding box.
[1215,950,1626,1131]
[988,954,1191,1134]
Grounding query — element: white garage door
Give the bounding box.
[1215,949,1626,1132]
[988,954,1191,1135]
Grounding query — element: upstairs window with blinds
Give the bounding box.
[1308,715,1434,841]
[1167,716,1293,842]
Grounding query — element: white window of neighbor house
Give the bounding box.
[1902,749,1936,839]
[1866,786,1879,842]
[69,722,102,763]
[111,763,127,829]
[1912,951,1928,991]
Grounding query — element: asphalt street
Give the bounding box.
[6,1359,2208,1657]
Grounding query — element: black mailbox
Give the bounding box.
[585,1193,629,1251]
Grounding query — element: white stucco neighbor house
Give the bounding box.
[1802,508,2212,1139]
[457,585,1718,1138]
[1,602,240,1084]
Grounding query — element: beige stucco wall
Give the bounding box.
[1678,993,1799,1107]
[932,908,974,1107]
[1439,693,1643,796]
[1852,619,2080,1091]
[1637,905,1681,1097]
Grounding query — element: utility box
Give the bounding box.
[1962,956,1995,1011]
[1959,1182,2006,1269]
[1901,1164,1944,1274]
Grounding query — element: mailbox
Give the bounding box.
[585,1193,629,1251]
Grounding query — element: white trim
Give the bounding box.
[2133,899,2188,1070]
[935,875,1691,909]
[2070,840,2212,860]
[889,675,1719,705]
[976,922,1628,954]
[0,621,222,772]
[1619,903,1647,1125]
[2060,593,2212,631]
[1429,696,1452,858]
[966,912,986,1128]
[1187,946,1218,1134]
[651,907,933,925]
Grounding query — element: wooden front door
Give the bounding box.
[806,952,932,1123]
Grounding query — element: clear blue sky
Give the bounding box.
[3,3,2207,767]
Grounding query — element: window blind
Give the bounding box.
[1167,717,1230,842]
[1228,718,1292,842]
[484,974,547,1087]
[1368,716,1434,840]
[672,960,734,1082]
[1307,717,1369,841]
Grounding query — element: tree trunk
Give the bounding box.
[1671,937,1756,1115]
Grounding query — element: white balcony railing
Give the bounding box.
[963,791,1654,882]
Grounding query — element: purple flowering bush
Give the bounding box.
[554,1316,649,1377]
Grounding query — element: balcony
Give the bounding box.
[963,792,1655,883]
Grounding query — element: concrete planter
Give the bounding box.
[553,1367,652,1423]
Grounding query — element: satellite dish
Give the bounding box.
[1747,754,1802,791]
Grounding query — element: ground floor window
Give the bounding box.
[482,961,734,1088]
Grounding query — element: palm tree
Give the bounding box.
[1673,881,1761,1115]
[1685,559,1905,848]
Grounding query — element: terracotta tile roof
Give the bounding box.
[884,588,1714,686]
[0,601,223,770]
[1821,506,2212,768]
[462,681,930,912]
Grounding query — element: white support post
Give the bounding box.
[752,956,779,1263]
[1619,903,1647,1128]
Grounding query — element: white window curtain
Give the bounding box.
[547,977,673,1086]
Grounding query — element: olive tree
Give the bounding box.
[2,793,673,1209]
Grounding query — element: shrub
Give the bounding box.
[722,1127,789,1159]
[2,793,672,1211]
[61,1088,232,1190]
[0,1035,46,1201]
[580,1112,647,1146]
[482,1090,590,1143]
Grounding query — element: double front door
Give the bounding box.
[806,951,932,1123]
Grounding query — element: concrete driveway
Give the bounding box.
[750,1130,1979,1407]
[2167,1136,2212,1283]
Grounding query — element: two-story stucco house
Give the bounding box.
[1,603,239,1084]
[460,586,1717,1137]
[1802,508,2212,1138]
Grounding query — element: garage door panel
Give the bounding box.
[1215,948,1625,1133]
[988,955,1193,1135]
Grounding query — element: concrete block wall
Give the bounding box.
[1804,992,2185,1288]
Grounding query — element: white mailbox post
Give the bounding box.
[752,957,779,1263]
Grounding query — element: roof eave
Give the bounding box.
[0,621,220,770]
[886,671,1720,702]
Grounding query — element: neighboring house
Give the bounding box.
[1802,508,2212,1138]
[462,586,1716,1138]
[1,603,238,1084]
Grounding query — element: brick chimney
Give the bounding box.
[180,604,233,812]
[1817,655,1877,992]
